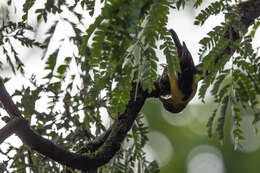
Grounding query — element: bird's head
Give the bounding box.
[160,97,188,113]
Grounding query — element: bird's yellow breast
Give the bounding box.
[169,75,197,104]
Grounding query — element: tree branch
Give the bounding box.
[215,0,260,64]
[0,80,21,118]
[0,79,148,171]
[0,0,259,171]
[78,127,112,153]
[237,0,260,27]
[0,117,18,144]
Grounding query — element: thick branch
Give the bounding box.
[78,127,112,153]
[0,117,18,144]
[0,79,148,171]
[12,117,99,170]
[77,76,169,155]
[0,80,21,118]
[88,83,148,167]
[0,0,259,171]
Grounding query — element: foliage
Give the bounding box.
[195,1,260,148]
[0,0,259,172]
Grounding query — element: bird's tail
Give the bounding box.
[169,29,183,59]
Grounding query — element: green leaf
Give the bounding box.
[193,0,203,9]
[22,0,36,21]
[194,1,224,26]
[207,108,217,138]
[45,50,58,70]
[57,65,68,75]
[20,87,41,119]
[44,50,58,79]
[216,95,229,141]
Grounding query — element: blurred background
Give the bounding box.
[0,1,260,173]
[142,98,260,173]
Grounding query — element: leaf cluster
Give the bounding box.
[195,1,260,147]
[0,0,178,172]
[0,0,259,172]
[0,21,43,74]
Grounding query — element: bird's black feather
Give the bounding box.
[169,29,196,101]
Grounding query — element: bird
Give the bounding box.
[160,29,199,113]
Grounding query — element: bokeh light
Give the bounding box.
[145,130,173,166]
[187,145,225,173]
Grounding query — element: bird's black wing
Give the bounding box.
[169,29,196,101]
[178,42,196,101]
[180,42,195,71]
